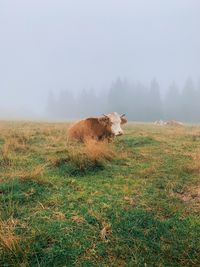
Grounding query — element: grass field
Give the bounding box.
[0,121,200,267]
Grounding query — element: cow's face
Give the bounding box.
[106,112,127,136]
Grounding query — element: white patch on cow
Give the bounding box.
[106,112,123,136]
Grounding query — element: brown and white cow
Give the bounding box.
[68,112,127,142]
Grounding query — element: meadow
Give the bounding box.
[0,121,200,267]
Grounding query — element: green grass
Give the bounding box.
[0,121,200,266]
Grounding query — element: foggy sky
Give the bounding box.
[0,0,200,118]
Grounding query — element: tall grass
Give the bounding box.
[0,141,12,166]
[0,218,21,255]
[48,138,116,173]
[186,148,200,173]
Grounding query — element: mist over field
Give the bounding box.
[0,0,200,121]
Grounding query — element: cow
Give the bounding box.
[154,120,165,126]
[68,112,127,142]
[164,120,183,126]
[154,120,183,126]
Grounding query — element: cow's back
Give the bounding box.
[68,118,100,142]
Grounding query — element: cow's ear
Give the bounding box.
[98,116,110,126]
[121,117,127,124]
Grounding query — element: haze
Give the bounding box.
[0,0,200,121]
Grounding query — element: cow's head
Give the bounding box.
[101,112,127,136]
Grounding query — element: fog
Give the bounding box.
[0,0,200,121]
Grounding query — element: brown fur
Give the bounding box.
[121,117,127,124]
[68,117,114,142]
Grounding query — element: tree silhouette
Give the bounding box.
[145,79,162,121]
[164,81,180,120]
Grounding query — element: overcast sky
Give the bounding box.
[0,0,199,117]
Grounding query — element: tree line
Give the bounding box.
[46,78,200,122]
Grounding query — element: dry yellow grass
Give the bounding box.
[100,223,112,241]
[1,141,12,166]
[52,211,66,221]
[3,136,27,152]
[17,164,48,184]
[0,218,21,254]
[46,138,116,171]
[84,139,116,161]
[185,148,200,173]
[72,215,85,224]
[0,126,30,168]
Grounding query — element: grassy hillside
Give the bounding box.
[0,121,200,267]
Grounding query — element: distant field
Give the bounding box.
[0,121,200,267]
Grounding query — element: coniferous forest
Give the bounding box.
[46,77,200,122]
